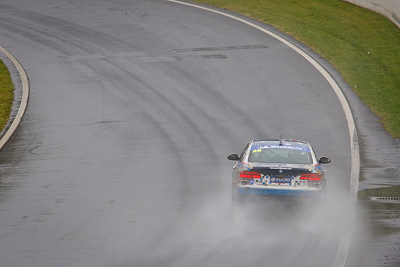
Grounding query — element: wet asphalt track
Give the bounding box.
[0,0,357,266]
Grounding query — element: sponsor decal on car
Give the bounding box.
[251,145,310,152]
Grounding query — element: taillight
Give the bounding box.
[239,171,261,179]
[300,173,321,181]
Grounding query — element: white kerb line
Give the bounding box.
[0,45,30,150]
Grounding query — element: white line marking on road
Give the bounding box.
[0,46,30,150]
[167,1,360,266]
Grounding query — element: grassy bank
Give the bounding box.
[0,59,14,132]
[193,0,400,137]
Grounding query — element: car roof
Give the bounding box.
[251,139,310,148]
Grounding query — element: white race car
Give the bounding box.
[228,139,331,204]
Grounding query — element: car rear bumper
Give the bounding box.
[236,187,323,197]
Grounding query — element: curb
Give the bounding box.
[0,46,29,150]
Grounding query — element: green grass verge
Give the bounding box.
[0,59,14,132]
[193,0,400,137]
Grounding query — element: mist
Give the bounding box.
[108,183,359,267]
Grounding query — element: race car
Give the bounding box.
[227,139,331,204]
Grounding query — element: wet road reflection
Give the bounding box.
[347,186,400,267]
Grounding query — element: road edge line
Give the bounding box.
[0,46,30,150]
[166,1,360,266]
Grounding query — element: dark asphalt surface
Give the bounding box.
[0,0,397,266]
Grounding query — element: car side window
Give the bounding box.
[239,143,250,161]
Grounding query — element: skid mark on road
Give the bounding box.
[57,52,228,62]
[173,44,268,52]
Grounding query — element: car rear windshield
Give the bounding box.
[248,145,312,164]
